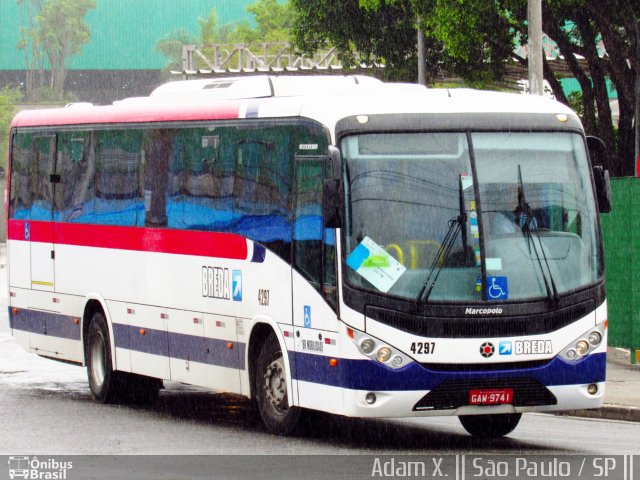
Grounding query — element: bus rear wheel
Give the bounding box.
[86,311,160,404]
[459,413,522,437]
[255,333,301,435]
[86,311,120,403]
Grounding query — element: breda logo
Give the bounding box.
[480,342,495,358]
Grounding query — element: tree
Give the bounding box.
[0,87,23,169]
[291,0,515,83]
[16,0,95,100]
[235,0,295,43]
[293,0,640,176]
[17,0,46,99]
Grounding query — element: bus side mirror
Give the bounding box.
[323,178,342,228]
[323,145,343,228]
[593,166,612,213]
[587,136,612,213]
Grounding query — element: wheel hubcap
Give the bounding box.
[263,357,288,415]
[90,332,106,387]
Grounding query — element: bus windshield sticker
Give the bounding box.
[486,276,509,300]
[486,258,503,271]
[346,236,406,293]
[461,174,473,190]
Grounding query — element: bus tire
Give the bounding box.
[459,413,522,437]
[86,311,121,403]
[255,332,301,435]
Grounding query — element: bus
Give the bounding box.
[6,75,611,437]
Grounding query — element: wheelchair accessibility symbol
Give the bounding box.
[487,276,508,300]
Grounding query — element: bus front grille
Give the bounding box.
[412,377,557,411]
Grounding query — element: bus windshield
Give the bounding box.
[342,131,603,302]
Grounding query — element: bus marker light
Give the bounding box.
[556,114,569,122]
[139,329,146,335]
[329,358,338,367]
[365,392,376,405]
[9,292,15,297]
[357,115,369,124]
[347,328,354,338]
[73,319,80,325]
[587,384,598,395]
[604,319,609,329]
[227,342,234,349]
[12,307,18,315]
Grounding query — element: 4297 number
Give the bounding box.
[410,341,435,355]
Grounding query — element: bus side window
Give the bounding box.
[56,131,96,223]
[95,129,144,226]
[29,135,56,221]
[143,129,175,227]
[234,127,291,261]
[9,133,32,220]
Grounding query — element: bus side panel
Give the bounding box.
[8,239,30,289]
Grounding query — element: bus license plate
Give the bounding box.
[469,388,514,405]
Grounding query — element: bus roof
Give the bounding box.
[11,75,578,133]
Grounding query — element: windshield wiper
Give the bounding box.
[416,175,467,305]
[514,165,559,304]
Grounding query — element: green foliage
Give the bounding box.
[292,0,420,81]
[17,0,96,100]
[0,87,23,169]
[227,0,293,43]
[567,90,584,119]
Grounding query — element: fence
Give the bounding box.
[601,177,640,363]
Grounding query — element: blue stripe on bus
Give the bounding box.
[245,100,261,118]
[290,351,606,391]
[9,308,81,340]
[111,323,247,370]
[9,307,245,371]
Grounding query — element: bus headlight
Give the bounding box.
[348,327,412,370]
[360,338,375,355]
[576,340,589,356]
[376,347,392,363]
[588,331,602,347]
[559,322,607,362]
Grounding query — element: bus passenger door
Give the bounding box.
[23,134,58,354]
[28,134,57,295]
[291,155,340,409]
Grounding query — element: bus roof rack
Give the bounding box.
[148,75,385,101]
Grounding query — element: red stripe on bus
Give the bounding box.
[11,101,243,128]
[8,220,249,260]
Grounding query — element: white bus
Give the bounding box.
[7,75,611,437]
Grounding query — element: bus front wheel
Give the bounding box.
[255,332,301,435]
[459,413,522,437]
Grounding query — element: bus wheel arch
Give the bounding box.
[248,322,301,435]
[82,298,160,405]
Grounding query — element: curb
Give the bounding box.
[555,405,640,423]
